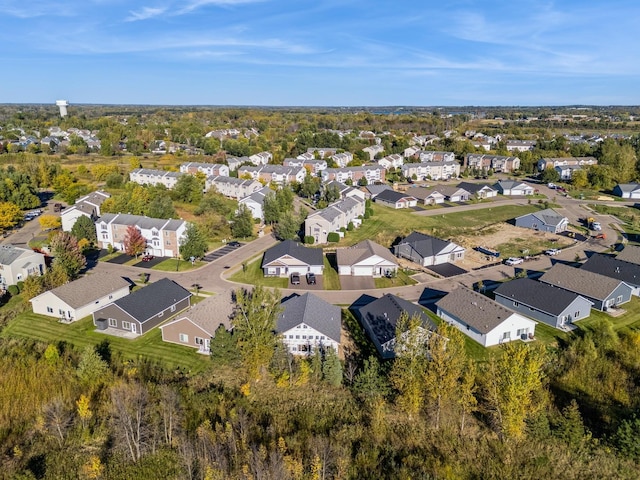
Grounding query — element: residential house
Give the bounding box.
[30,273,131,322]
[237,165,306,185]
[248,151,272,166]
[180,162,230,177]
[95,213,187,258]
[238,186,273,220]
[537,156,598,171]
[93,278,192,336]
[278,293,341,355]
[457,182,498,199]
[206,175,263,199]
[321,165,385,184]
[418,151,455,162]
[436,286,536,347]
[555,165,582,180]
[226,156,250,171]
[403,145,421,158]
[283,157,327,175]
[374,189,418,209]
[362,144,384,161]
[613,183,640,199]
[394,231,465,267]
[0,245,46,287]
[261,240,324,277]
[360,184,393,199]
[466,154,520,173]
[61,190,111,232]
[160,293,233,354]
[615,245,640,265]
[304,196,366,244]
[129,168,183,189]
[337,239,398,276]
[506,140,536,152]
[436,185,471,202]
[325,181,367,201]
[514,208,568,233]
[307,147,337,159]
[351,293,436,359]
[494,278,592,329]
[331,152,354,168]
[296,151,315,161]
[401,161,460,181]
[581,253,640,296]
[405,186,446,205]
[377,154,404,170]
[494,180,535,196]
[539,263,633,311]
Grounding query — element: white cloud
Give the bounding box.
[177,0,267,15]
[125,6,168,22]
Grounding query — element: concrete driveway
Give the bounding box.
[338,275,375,291]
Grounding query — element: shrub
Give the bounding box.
[366,208,374,217]
[340,227,346,233]
[16,281,24,293]
[7,285,19,296]
[327,232,340,243]
[304,235,314,245]
[347,222,354,231]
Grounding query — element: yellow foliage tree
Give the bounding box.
[0,201,22,231]
[39,214,61,231]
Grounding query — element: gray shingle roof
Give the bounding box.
[456,182,496,194]
[375,189,417,203]
[353,293,436,346]
[167,292,234,335]
[436,286,521,334]
[278,293,341,342]
[616,245,640,265]
[262,240,324,267]
[337,239,397,267]
[516,208,567,227]
[396,231,452,258]
[581,253,640,287]
[0,245,30,266]
[539,263,625,301]
[97,213,185,231]
[111,278,191,323]
[493,277,589,316]
[43,273,131,309]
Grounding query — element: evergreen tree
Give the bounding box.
[71,215,98,245]
[231,205,254,238]
[322,347,343,387]
[180,223,208,261]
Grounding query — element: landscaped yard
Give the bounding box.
[228,257,288,288]
[323,256,341,290]
[1,310,210,372]
[373,269,418,288]
[153,258,207,272]
[333,203,542,248]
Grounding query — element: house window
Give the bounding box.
[101,224,107,231]
[502,331,511,340]
[166,240,171,245]
[513,301,519,307]
[320,336,325,340]
[58,308,65,315]
[517,328,529,337]
[179,333,189,343]
[289,335,293,339]
[616,295,623,303]
[158,312,163,318]
[171,305,176,312]
[295,335,300,339]
[47,306,53,313]
[574,311,580,317]
[302,335,306,339]
[102,234,108,240]
[108,318,117,327]
[122,321,131,330]
[195,337,204,345]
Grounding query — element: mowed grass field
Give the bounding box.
[335,203,542,248]
[1,310,211,372]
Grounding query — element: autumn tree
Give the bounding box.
[232,286,282,379]
[109,380,151,462]
[0,201,22,231]
[39,214,61,231]
[50,231,86,279]
[123,225,147,257]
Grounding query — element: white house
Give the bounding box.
[394,232,465,267]
[401,161,460,181]
[180,162,230,177]
[206,175,263,199]
[0,245,46,287]
[129,168,183,189]
[494,180,535,196]
[331,152,354,168]
[30,273,131,322]
[378,154,404,170]
[278,293,341,355]
[261,240,324,277]
[362,144,384,161]
[238,186,273,220]
[61,190,111,232]
[249,151,272,166]
[436,287,536,347]
[374,189,418,209]
[418,151,455,162]
[613,183,640,199]
[337,239,398,276]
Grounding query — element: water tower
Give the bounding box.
[55,100,69,117]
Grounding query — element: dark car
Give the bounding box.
[306,272,316,285]
[228,241,241,248]
[142,254,154,262]
[290,273,301,285]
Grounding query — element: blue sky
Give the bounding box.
[1,0,639,106]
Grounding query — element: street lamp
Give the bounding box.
[191,283,202,297]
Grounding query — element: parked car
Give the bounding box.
[228,241,241,248]
[505,257,524,266]
[290,273,301,285]
[547,183,556,189]
[306,272,316,285]
[53,203,62,212]
[142,254,154,262]
[545,249,561,256]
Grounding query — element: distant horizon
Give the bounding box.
[2,1,639,106]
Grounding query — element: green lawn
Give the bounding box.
[228,257,288,288]
[1,311,210,372]
[335,203,542,248]
[323,255,341,290]
[575,297,640,334]
[152,258,207,272]
[374,269,418,288]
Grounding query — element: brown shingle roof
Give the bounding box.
[539,263,625,301]
[337,239,397,267]
[48,273,131,308]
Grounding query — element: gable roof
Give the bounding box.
[278,293,341,342]
[456,182,496,194]
[494,278,591,316]
[397,231,455,258]
[352,293,436,347]
[494,180,531,191]
[436,185,470,198]
[262,240,324,267]
[110,278,191,323]
[405,186,446,200]
[615,183,640,193]
[161,292,234,336]
[375,189,417,203]
[539,263,627,301]
[581,253,640,286]
[516,208,567,227]
[239,185,272,205]
[363,184,393,196]
[0,245,36,266]
[38,273,131,309]
[436,286,526,334]
[616,245,640,265]
[97,213,186,231]
[337,239,397,267]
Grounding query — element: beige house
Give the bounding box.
[337,240,398,276]
[129,168,183,189]
[0,245,46,287]
[61,190,111,232]
[160,293,234,354]
[30,273,131,322]
[305,196,366,244]
[206,175,263,199]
